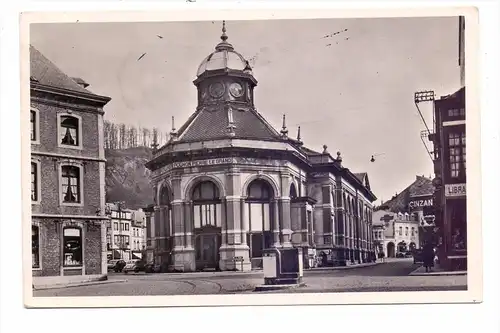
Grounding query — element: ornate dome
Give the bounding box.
[196,21,252,77]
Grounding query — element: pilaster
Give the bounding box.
[279,173,292,248]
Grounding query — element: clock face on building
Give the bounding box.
[229,82,244,98]
[209,82,225,98]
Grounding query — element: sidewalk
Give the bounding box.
[32,274,127,291]
[409,265,467,276]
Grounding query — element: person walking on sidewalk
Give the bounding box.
[422,241,434,273]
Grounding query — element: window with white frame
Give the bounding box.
[31,162,38,201]
[60,115,80,146]
[192,181,222,229]
[63,227,82,267]
[449,131,466,178]
[32,225,40,268]
[61,165,81,203]
[30,110,37,141]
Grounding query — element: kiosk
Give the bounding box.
[255,247,305,291]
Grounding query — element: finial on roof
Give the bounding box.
[280,114,288,137]
[221,20,228,42]
[322,145,328,154]
[215,20,234,51]
[170,116,178,140]
[296,126,303,145]
[336,151,342,163]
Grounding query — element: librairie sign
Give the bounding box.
[445,183,466,198]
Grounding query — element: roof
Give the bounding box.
[379,175,434,212]
[175,104,282,142]
[30,45,97,95]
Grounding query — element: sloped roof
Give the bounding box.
[176,104,282,142]
[354,172,367,183]
[380,175,434,212]
[30,45,96,95]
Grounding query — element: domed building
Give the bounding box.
[145,21,377,272]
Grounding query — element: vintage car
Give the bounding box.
[122,260,146,274]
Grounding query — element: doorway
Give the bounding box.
[195,228,221,271]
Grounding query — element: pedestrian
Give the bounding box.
[422,242,434,272]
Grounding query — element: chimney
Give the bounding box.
[72,77,89,88]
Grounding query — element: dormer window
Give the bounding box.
[60,115,79,146]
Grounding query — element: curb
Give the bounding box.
[408,266,467,276]
[308,262,381,272]
[253,282,307,292]
[33,279,128,291]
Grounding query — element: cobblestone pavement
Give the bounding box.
[32,259,467,297]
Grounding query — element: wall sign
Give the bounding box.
[445,183,466,198]
[153,157,283,177]
[408,198,433,210]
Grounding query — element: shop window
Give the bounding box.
[32,225,40,268]
[61,165,81,203]
[60,115,80,146]
[63,227,82,267]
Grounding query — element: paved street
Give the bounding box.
[32,259,467,297]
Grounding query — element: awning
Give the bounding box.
[132,252,142,259]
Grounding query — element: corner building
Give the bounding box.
[145,23,377,272]
[30,45,111,282]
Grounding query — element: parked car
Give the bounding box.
[395,252,406,258]
[108,259,126,272]
[145,263,162,273]
[123,260,146,274]
[413,249,424,264]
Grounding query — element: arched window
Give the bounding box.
[399,226,403,236]
[159,186,173,237]
[289,183,298,199]
[245,179,273,258]
[60,115,79,146]
[192,181,221,229]
[63,227,82,267]
[411,227,415,236]
[61,165,81,203]
[405,227,409,236]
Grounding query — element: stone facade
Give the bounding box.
[144,23,377,272]
[30,45,111,282]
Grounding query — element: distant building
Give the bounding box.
[30,45,111,282]
[145,22,377,272]
[105,203,147,261]
[373,210,421,258]
[376,175,435,247]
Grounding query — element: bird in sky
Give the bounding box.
[157,35,163,39]
[137,52,146,61]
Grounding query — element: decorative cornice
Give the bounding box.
[30,82,111,105]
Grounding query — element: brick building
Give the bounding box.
[144,22,377,272]
[424,16,467,271]
[30,45,111,284]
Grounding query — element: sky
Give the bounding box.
[30,17,462,203]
